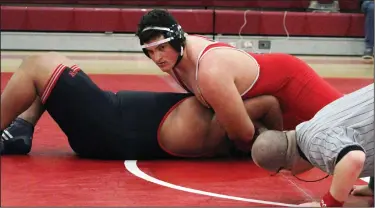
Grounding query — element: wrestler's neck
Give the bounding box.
[173,35,208,73]
[283,132,312,174]
[173,39,194,72]
[173,50,191,72]
[285,130,297,142]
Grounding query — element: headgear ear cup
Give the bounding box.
[168,25,186,58]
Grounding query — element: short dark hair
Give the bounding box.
[136,9,179,44]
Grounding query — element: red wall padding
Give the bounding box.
[0,6,213,33]
[1,6,364,37]
[1,0,360,11]
[215,10,364,37]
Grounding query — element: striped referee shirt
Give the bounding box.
[296,84,374,177]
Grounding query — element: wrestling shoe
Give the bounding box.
[0,131,3,154]
[362,48,374,63]
[1,117,34,155]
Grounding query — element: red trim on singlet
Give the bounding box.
[172,36,235,94]
[41,64,81,104]
[156,97,213,158]
[200,42,236,55]
[41,64,67,104]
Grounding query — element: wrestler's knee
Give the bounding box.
[19,52,75,93]
[19,52,61,74]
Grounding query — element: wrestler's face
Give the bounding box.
[144,35,179,72]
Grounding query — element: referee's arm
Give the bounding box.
[327,149,366,206]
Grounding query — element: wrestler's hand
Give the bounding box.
[234,140,252,153]
[298,201,320,207]
[234,128,259,152]
[350,185,374,196]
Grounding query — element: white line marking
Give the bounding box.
[360,177,370,183]
[124,160,298,207]
[280,174,314,201]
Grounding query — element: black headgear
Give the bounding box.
[140,24,186,68]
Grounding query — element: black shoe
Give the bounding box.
[0,131,4,154]
[362,48,374,60]
[1,118,34,155]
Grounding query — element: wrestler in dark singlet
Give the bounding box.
[5,64,195,159]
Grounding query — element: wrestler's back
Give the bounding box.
[245,53,343,129]
[191,38,343,129]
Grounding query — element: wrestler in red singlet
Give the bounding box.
[136,9,343,142]
[173,39,343,130]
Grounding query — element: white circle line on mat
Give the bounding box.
[124,160,298,207]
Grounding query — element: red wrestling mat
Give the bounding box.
[1,73,373,206]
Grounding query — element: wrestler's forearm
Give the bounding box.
[17,97,45,126]
[328,150,366,204]
[208,115,227,139]
[248,96,283,131]
[261,107,283,131]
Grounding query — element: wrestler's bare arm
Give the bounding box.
[243,95,283,132]
[208,95,283,143]
[197,66,255,144]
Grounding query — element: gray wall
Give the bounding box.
[1,32,365,56]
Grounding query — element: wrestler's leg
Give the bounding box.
[1,52,75,130]
[17,97,45,126]
[1,52,75,154]
[280,55,343,127]
[1,52,125,157]
[1,56,38,130]
[1,97,44,154]
[299,74,343,116]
